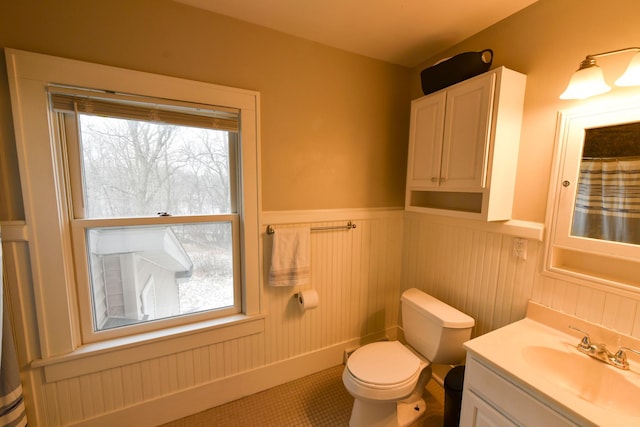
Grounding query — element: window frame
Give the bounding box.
[5,49,261,357]
[58,104,243,341]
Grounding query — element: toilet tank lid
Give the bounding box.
[402,288,475,328]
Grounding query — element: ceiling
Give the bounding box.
[173,0,538,67]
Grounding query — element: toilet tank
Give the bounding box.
[401,288,474,364]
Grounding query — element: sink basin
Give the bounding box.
[522,345,640,416]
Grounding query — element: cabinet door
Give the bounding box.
[460,390,518,427]
[440,73,495,189]
[406,91,446,188]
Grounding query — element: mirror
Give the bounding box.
[570,121,640,245]
[545,98,640,291]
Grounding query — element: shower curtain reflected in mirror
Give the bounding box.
[0,229,27,426]
[572,158,640,245]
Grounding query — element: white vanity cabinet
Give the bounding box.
[461,354,581,427]
[405,66,526,221]
[459,303,640,426]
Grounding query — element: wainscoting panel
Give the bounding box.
[2,211,404,425]
[401,213,640,340]
[401,213,543,337]
[535,274,640,338]
[39,334,268,425]
[262,213,404,365]
[7,209,640,425]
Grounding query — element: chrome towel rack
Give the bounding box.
[266,220,356,235]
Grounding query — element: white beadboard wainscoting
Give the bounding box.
[535,274,640,337]
[1,209,405,426]
[401,212,640,339]
[3,208,640,426]
[401,212,545,338]
[261,209,405,365]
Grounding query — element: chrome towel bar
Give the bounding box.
[266,221,356,235]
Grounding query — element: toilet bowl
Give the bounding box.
[342,288,474,427]
[343,341,432,427]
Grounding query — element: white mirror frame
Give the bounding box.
[544,97,640,293]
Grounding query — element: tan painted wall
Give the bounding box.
[5,0,640,222]
[410,0,640,222]
[0,0,409,218]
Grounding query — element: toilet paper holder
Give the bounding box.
[294,289,319,311]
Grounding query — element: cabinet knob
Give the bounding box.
[431,177,438,182]
[562,180,571,187]
[440,177,446,183]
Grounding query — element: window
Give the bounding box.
[51,89,243,335]
[6,49,260,353]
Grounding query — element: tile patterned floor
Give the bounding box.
[161,364,445,426]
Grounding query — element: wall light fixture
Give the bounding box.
[560,47,640,100]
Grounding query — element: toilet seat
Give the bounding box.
[347,341,421,387]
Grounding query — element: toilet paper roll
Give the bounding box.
[297,289,319,311]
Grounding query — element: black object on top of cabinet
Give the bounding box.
[420,49,493,95]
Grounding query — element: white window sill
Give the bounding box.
[32,314,265,383]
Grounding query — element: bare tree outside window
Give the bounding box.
[77,115,236,330]
[79,115,232,218]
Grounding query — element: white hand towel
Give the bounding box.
[269,227,310,286]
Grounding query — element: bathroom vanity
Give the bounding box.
[460,302,640,426]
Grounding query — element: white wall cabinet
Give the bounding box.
[461,355,581,426]
[407,73,493,190]
[405,67,526,221]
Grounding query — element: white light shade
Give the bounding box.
[559,65,611,100]
[614,52,640,86]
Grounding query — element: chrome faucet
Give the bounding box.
[569,326,593,351]
[568,325,640,370]
[612,346,640,370]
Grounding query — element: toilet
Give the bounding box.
[342,288,474,427]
